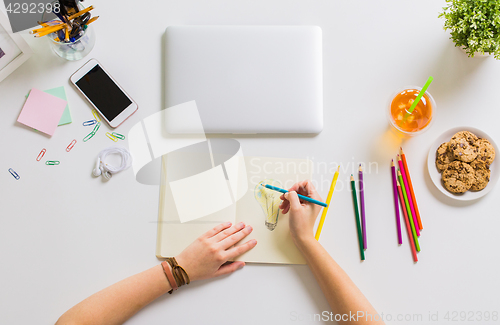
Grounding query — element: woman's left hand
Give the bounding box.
[175,222,257,281]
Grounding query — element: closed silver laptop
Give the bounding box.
[165,25,323,134]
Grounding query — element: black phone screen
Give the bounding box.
[76,65,132,121]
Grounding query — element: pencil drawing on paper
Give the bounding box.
[254,179,282,231]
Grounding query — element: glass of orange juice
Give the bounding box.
[388,87,435,136]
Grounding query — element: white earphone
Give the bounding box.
[92,157,102,177]
[92,157,113,179]
[92,146,132,180]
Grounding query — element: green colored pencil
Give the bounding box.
[350,175,365,260]
[398,170,420,251]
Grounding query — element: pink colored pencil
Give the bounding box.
[397,155,420,237]
[391,160,402,245]
[397,180,418,262]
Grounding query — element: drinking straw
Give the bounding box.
[391,160,402,245]
[402,76,433,123]
[397,180,418,262]
[400,148,423,230]
[264,184,327,207]
[358,165,367,250]
[397,170,420,252]
[397,155,420,237]
[315,166,340,241]
[350,175,365,260]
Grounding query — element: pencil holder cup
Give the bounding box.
[48,25,95,61]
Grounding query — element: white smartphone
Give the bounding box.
[70,59,138,128]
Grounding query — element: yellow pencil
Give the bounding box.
[34,25,65,37]
[31,23,64,34]
[37,20,62,27]
[86,16,99,25]
[65,26,69,42]
[68,5,94,20]
[315,165,340,240]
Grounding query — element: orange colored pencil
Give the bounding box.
[400,148,423,230]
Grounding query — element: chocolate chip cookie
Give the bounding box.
[442,161,475,194]
[470,160,489,170]
[475,138,496,165]
[449,131,479,163]
[469,160,491,191]
[436,142,455,172]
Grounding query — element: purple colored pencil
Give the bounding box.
[391,160,402,245]
[359,164,367,250]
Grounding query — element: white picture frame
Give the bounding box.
[0,11,32,83]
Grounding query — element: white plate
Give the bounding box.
[427,126,499,201]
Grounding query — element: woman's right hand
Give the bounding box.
[279,180,322,245]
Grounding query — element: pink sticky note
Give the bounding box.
[17,88,67,136]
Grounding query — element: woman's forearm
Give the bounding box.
[55,223,256,325]
[297,238,384,325]
[56,265,171,325]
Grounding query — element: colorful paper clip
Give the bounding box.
[36,149,46,161]
[83,122,101,142]
[92,110,101,122]
[45,161,60,165]
[83,132,95,142]
[83,119,97,126]
[92,122,101,134]
[8,168,20,180]
[66,139,77,152]
[111,132,125,140]
[106,132,118,142]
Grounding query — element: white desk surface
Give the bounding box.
[1,1,499,324]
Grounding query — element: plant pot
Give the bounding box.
[459,46,492,58]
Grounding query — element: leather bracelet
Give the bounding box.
[166,257,191,287]
[161,261,178,294]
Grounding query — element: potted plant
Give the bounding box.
[439,0,500,59]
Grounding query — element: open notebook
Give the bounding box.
[156,156,313,264]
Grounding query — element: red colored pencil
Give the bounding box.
[400,148,423,230]
[397,155,420,237]
[397,180,418,262]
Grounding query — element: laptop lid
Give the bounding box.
[165,25,323,134]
